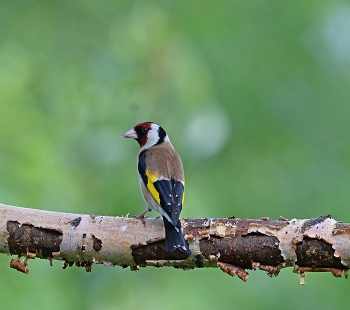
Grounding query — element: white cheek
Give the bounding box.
[141,131,158,150]
[148,131,158,143]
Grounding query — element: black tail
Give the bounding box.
[163,216,191,255]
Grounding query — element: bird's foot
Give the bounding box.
[133,211,148,225]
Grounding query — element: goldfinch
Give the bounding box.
[122,122,191,255]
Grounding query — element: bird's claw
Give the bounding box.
[133,211,148,225]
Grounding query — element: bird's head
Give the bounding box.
[122,122,168,150]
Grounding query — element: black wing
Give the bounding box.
[138,150,148,186]
[153,178,184,227]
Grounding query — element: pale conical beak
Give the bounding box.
[122,128,138,139]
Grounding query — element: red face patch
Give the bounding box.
[134,122,153,147]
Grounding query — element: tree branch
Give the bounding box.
[1,203,350,284]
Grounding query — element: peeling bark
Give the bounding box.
[7,221,62,258]
[1,203,350,283]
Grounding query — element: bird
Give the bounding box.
[122,122,191,255]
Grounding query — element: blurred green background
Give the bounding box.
[1,0,350,309]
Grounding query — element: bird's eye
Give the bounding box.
[141,127,149,134]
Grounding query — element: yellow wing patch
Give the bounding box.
[145,169,161,205]
[145,169,185,207]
